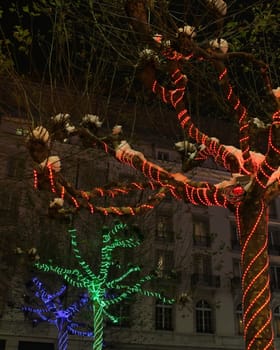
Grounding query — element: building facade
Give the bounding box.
[1,115,280,350]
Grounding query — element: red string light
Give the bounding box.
[247,312,273,350]
[88,203,94,214]
[239,107,247,123]
[218,68,227,81]
[234,99,241,110]
[47,165,56,193]
[244,278,270,339]
[71,196,79,208]
[110,207,124,215]
[238,200,272,349]
[243,261,269,326]
[33,169,38,189]
[101,208,108,216]
[255,173,267,189]
[241,201,264,267]
[152,80,157,93]
[140,204,153,210]
[131,182,144,190]
[60,186,65,200]
[101,141,108,154]
[96,188,104,196]
[171,69,180,78]
[227,85,233,100]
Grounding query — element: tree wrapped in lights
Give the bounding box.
[24,2,280,350]
[35,222,173,350]
[22,277,93,350]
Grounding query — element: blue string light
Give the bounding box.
[22,277,93,350]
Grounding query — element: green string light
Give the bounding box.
[35,222,174,350]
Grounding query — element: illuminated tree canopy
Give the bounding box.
[1,1,279,350]
[24,2,280,349]
[22,277,93,350]
[35,222,174,350]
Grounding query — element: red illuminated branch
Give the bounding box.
[213,61,253,174]
[140,63,241,173]
[113,149,232,207]
[181,182,227,207]
[47,186,167,218]
[252,110,280,193]
[33,165,168,217]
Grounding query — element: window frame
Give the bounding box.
[192,216,211,247]
[155,300,173,331]
[195,299,213,334]
[274,305,280,337]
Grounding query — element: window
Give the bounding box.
[107,302,131,328]
[232,259,241,278]
[193,254,212,276]
[269,201,278,219]
[18,342,54,350]
[0,190,19,224]
[231,258,242,289]
[156,215,173,240]
[195,300,213,333]
[268,228,280,255]
[157,151,169,161]
[274,306,280,337]
[6,156,25,179]
[192,255,220,287]
[271,266,280,290]
[230,222,240,250]
[155,250,174,277]
[236,304,243,335]
[193,217,210,247]
[15,128,29,136]
[155,300,173,330]
[0,340,5,350]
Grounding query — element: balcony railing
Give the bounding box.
[191,274,221,288]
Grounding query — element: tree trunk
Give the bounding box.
[57,320,69,350]
[237,199,275,350]
[93,301,104,350]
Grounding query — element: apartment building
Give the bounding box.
[1,114,280,350]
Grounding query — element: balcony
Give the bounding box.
[191,273,221,288]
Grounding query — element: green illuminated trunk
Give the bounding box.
[92,301,104,350]
[237,200,275,350]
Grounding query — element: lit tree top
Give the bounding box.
[35,222,174,350]
[22,277,93,350]
[24,2,280,350]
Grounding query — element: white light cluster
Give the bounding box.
[206,0,227,16]
[40,156,61,173]
[31,126,50,143]
[115,140,146,161]
[272,87,280,99]
[83,114,103,128]
[49,197,64,208]
[52,113,76,133]
[178,25,196,38]
[209,38,229,53]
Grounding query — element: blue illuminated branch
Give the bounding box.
[22,278,93,350]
